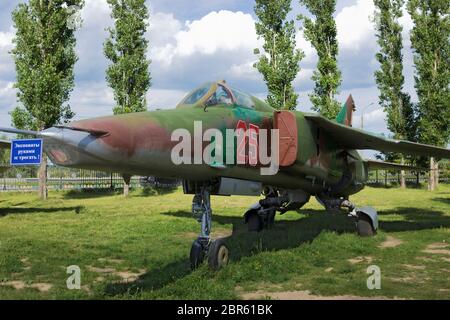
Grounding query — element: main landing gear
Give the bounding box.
[189,187,229,270]
[244,188,309,232]
[316,195,378,237]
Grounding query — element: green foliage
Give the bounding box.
[254,0,304,110]
[10,0,83,130]
[374,0,415,140]
[104,0,151,115]
[407,0,450,148]
[0,186,449,299]
[0,135,10,165]
[373,0,418,166]
[298,0,342,119]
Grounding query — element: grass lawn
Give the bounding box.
[0,184,449,300]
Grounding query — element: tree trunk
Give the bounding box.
[38,155,48,200]
[434,161,439,188]
[428,157,435,191]
[123,174,131,197]
[400,156,406,189]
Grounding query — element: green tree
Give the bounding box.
[254,0,304,110]
[298,0,342,119]
[104,0,151,195]
[104,0,151,115]
[10,0,83,199]
[407,0,450,190]
[373,0,417,188]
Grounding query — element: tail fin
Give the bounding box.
[335,95,356,127]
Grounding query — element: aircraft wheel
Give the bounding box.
[190,239,205,270]
[247,213,263,232]
[357,214,375,237]
[208,238,229,270]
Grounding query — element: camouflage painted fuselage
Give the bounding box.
[43,99,366,197]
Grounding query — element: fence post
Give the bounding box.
[385,170,388,187]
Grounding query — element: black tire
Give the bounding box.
[190,239,205,270]
[208,239,229,270]
[247,213,262,232]
[357,214,375,237]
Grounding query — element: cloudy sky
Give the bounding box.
[0,0,417,144]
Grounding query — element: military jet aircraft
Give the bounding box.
[1,80,449,270]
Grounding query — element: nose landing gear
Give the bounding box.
[189,186,229,270]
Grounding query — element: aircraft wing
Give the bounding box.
[365,159,426,171]
[304,114,450,159]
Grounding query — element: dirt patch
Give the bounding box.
[1,280,52,292]
[1,280,26,290]
[88,265,146,282]
[403,264,426,270]
[427,242,448,249]
[115,269,147,282]
[379,236,403,248]
[98,258,124,264]
[347,256,373,264]
[416,256,436,262]
[88,266,116,273]
[182,229,232,239]
[422,243,450,256]
[241,289,392,300]
[30,283,52,292]
[390,276,415,283]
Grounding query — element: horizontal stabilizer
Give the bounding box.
[304,114,450,159]
[366,159,426,171]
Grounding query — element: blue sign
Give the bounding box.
[10,139,43,166]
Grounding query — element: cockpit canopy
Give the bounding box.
[176,81,273,112]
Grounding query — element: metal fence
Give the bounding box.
[0,165,448,192]
[366,169,448,186]
[0,166,179,192]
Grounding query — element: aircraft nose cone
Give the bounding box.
[41,126,104,167]
[69,114,173,156]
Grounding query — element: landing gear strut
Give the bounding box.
[244,188,309,232]
[189,186,229,270]
[316,195,378,237]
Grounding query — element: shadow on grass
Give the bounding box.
[63,189,120,199]
[137,187,178,197]
[104,205,450,297]
[432,197,450,205]
[0,205,84,217]
[378,207,450,232]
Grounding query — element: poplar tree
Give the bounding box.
[407,0,450,190]
[298,0,342,119]
[10,0,83,200]
[254,0,304,110]
[104,0,151,196]
[373,0,416,189]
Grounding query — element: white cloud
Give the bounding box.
[336,0,376,51]
[147,88,187,109]
[176,10,258,56]
[151,10,260,66]
[296,29,316,63]
[149,12,182,47]
[0,28,13,48]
